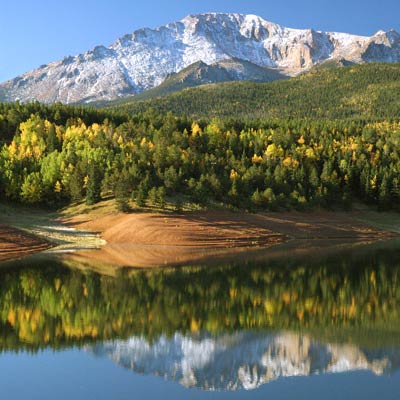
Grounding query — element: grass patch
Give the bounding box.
[60,194,234,218]
[357,210,400,234]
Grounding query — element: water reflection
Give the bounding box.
[91,331,400,391]
[1,240,400,392]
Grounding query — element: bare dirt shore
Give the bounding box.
[63,210,397,268]
[1,200,398,268]
[0,224,51,263]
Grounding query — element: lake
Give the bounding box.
[0,239,400,399]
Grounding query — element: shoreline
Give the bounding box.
[62,208,398,268]
[1,203,399,267]
[0,203,104,263]
[0,224,52,263]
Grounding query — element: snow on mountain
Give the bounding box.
[89,331,400,391]
[1,13,400,104]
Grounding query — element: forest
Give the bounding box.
[0,100,399,211]
[108,63,400,120]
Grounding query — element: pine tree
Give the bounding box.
[114,171,131,212]
[135,183,147,208]
[86,162,103,205]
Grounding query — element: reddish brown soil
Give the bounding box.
[0,225,50,263]
[64,210,395,268]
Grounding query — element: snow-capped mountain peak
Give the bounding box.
[1,12,400,104]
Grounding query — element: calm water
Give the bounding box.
[1,240,400,399]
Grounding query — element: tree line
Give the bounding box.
[0,104,399,211]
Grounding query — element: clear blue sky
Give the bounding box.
[1,0,399,82]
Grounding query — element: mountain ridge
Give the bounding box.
[1,12,400,104]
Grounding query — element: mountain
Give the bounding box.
[120,59,287,102]
[106,63,400,120]
[89,331,400,391]
[1,13,400,104]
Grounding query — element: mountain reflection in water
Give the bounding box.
[1,239,400,393]
[90,331,400,391]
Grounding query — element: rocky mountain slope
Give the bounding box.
[90,331,400,391]
[1,13,400,104]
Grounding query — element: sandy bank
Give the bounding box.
[64,210,396,268]
[1,199,397,268]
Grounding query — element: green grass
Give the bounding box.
[356,210,400,234]
[60,193,237,218]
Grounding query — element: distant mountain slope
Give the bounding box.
[108,63,400,120]
[106,58,287,103]
[1,13,400,104]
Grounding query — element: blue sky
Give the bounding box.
[1,0,399,82]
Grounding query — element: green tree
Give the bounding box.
[86,162,103,205]
[20,172,43,204]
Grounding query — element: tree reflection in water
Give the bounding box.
[1,241,400,353]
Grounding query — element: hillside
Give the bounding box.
[108,63,400,120]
